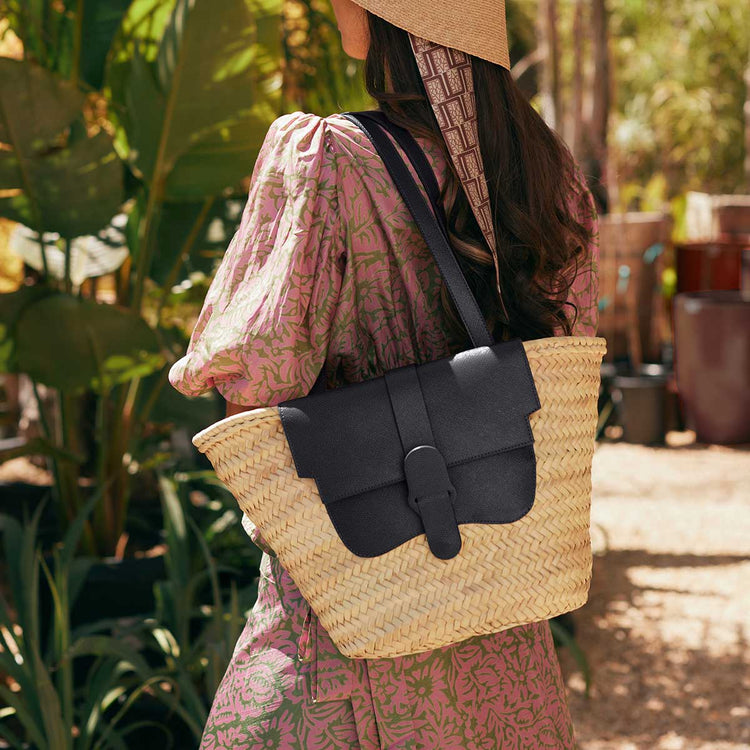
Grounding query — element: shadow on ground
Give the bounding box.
[559,548,750,750]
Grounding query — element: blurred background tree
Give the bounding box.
[526,0,749,210]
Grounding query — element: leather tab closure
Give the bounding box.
[404,445,462,560]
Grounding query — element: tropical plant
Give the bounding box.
[0,52,164,551]
[0,58,123,243]
[0,0,132,88]
[116,473,258,741]
[0,494,181,749]
[0,0,282,554]
[0,0,393,558]
[105,0,284,311]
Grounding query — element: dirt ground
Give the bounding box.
[558,433,750,750]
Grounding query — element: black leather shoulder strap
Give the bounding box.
[342,111,494,349]
[310,109,494,394]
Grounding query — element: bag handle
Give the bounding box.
[353,110,448,234]
[342,111,494,348]
[310,110,495,394]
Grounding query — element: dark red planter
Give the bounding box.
[674,240,746,294]
[673,291,750,444]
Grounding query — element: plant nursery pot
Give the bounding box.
[70,555,166,627]
[673,291,750,444]
[637,364,684,433]
[611,374,668,445]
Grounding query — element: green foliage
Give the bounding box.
[0,476,262,747]
[282,0,372,114]
[610,0,748,196]
[0,495,179,749]
[107,0,284,202]
[0,0,286,554]
[0,291,163,392]
[550,617,592,698]
[121,474,258,740]
[78,0,136,89]
[103,0,286,313]
[0,59,124,239]
[0,0,77,79]
[0,283,55,373]
[0,0,133,88]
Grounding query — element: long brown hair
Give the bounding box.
[363,13,594,343]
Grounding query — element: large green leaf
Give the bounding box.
[12,294,163,392]
[2,0,133,89]
[78,0,135,89]
[0,284,57,373]
[107,0,283,202]
[0,59,124,238]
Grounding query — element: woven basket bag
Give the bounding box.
[193,335,605,659]
[192,112,606,658]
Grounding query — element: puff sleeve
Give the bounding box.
[168,112,345,407]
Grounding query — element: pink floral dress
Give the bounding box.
[169,110,600,749]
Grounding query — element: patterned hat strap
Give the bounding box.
[409,34,510,324]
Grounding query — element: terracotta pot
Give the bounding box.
[715,200,750,237]
[673,291,750,444]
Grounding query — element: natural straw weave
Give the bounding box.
[193,335,606,659]
[349,0,511,70]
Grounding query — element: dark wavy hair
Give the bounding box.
[363,13,595,343]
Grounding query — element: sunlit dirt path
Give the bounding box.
[560,437,750,750]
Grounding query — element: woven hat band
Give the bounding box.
[408,39,497,264]
[351,0,510,69]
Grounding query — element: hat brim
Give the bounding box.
[350,0,510,70]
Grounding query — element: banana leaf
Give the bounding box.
[8,293,163,392]
[0,59,124,238]
[107,0,284,202]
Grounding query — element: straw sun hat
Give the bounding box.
[349,0,510,70]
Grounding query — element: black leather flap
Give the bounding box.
[278,338,541,505]
[276,114,543,559]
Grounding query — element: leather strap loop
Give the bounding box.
[412,489,462,560]
[383,366,435,454]
[384,367,461,560]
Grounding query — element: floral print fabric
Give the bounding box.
[169,110,599,749]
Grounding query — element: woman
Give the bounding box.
[169,0,599,747]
